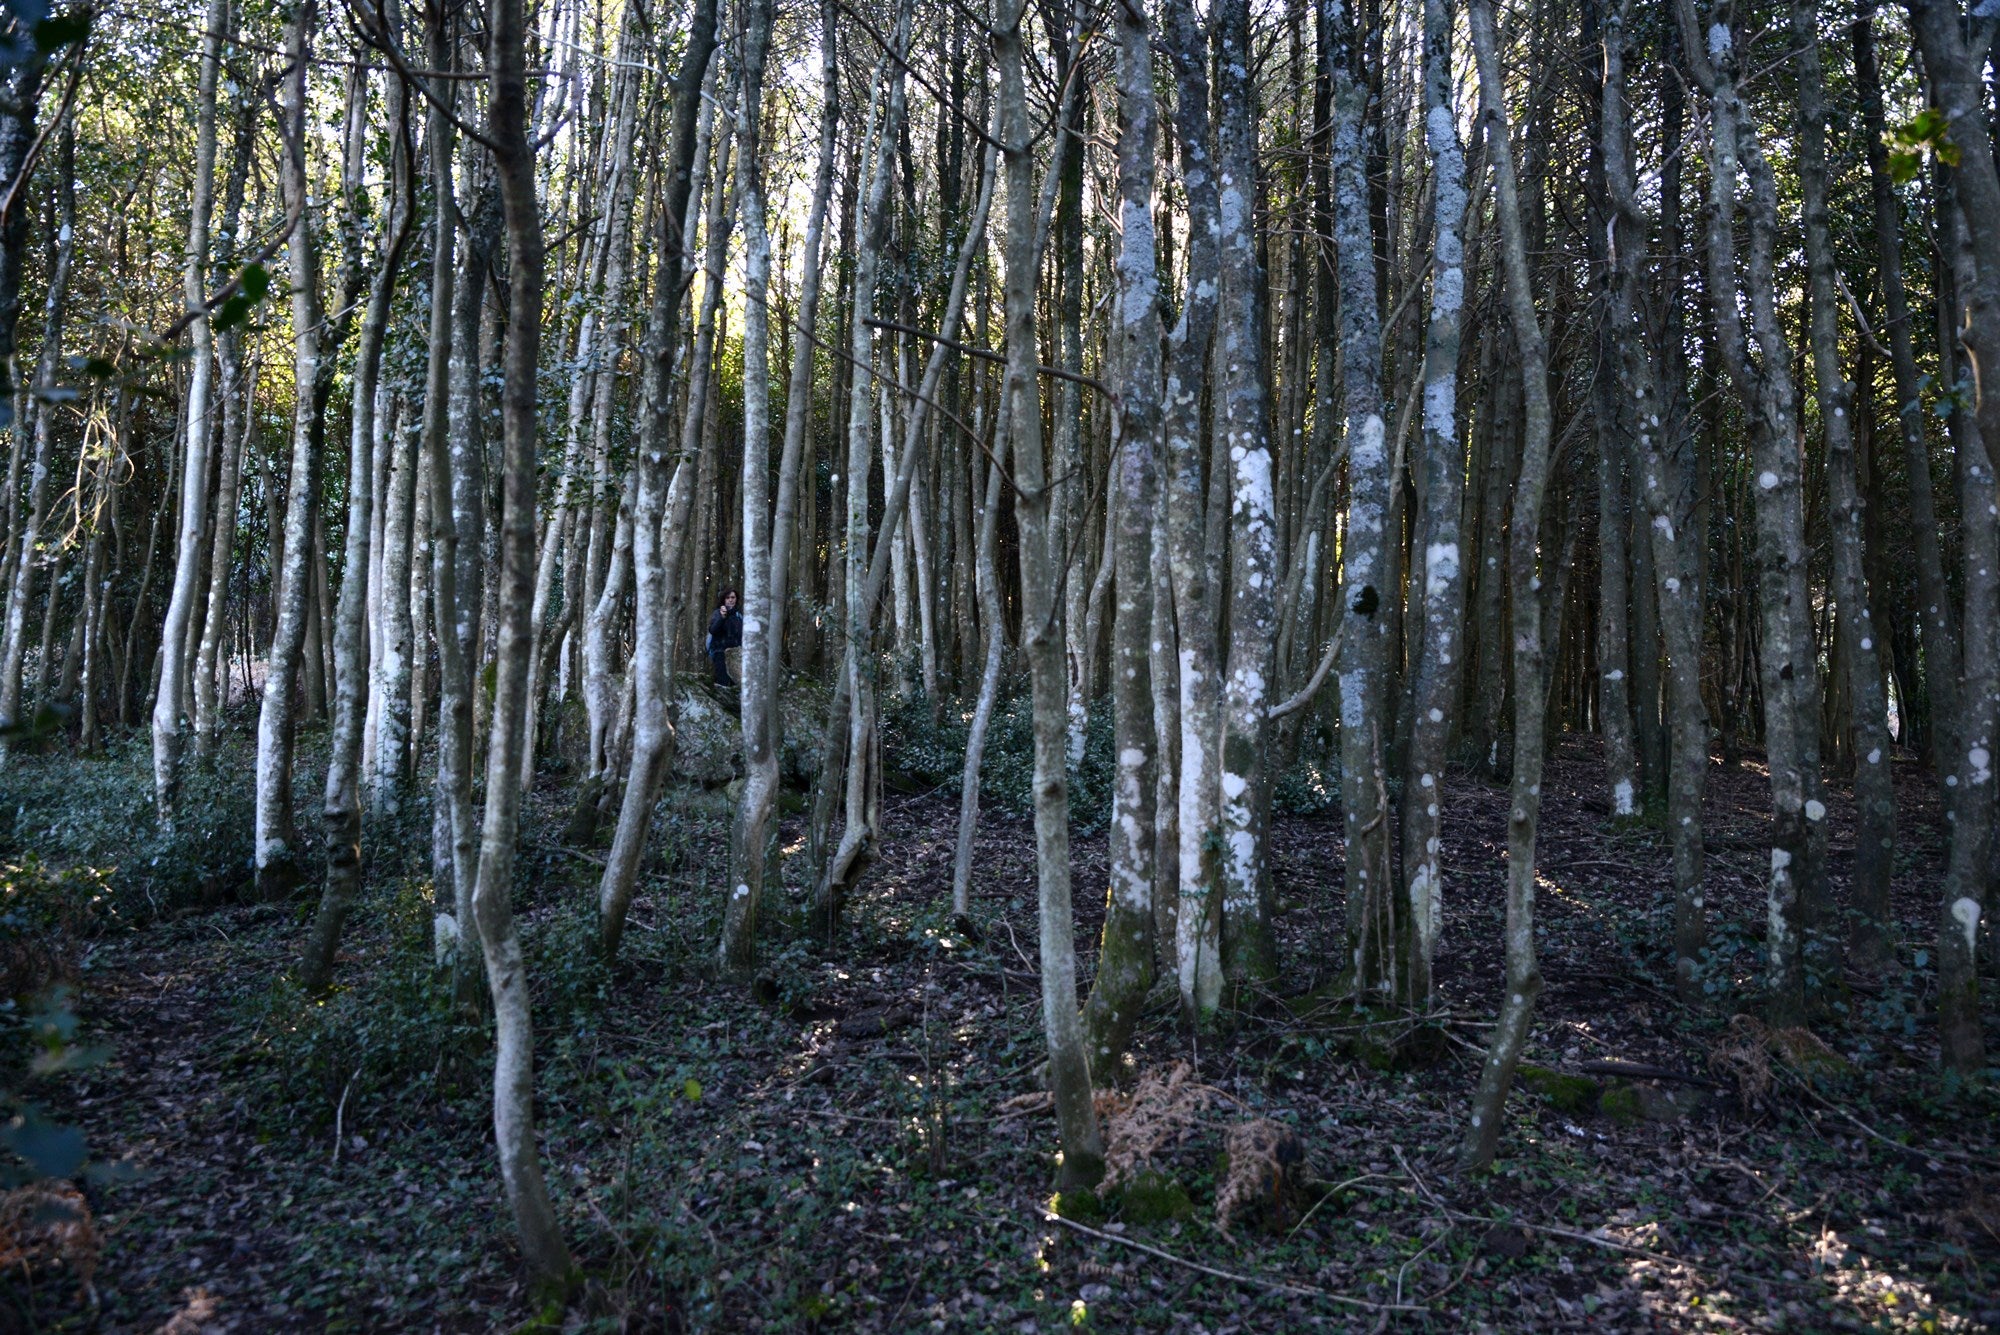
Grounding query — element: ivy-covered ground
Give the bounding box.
[3,721,1998,1332]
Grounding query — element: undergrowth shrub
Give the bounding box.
[243,884,618,1128]
[243,880,484,1125]
[882,685,1118,833]
[0,859,117,1001]
[0,736,262,915]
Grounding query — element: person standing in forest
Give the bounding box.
[708,589,741,688]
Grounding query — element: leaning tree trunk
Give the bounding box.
[1462,0,1557,1173]
[996,0,1102,1189]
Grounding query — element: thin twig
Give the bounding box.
[1039,1210,1426,1313]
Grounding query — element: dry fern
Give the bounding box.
[0,1181,100,1295]
[1709,1014,1848,1107]
[1215,1119,1306,1235]
[1095,1061,1217,1191]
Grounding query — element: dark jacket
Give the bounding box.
[707,606,742,655]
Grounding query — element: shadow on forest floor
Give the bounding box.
[2,731,1997,1332]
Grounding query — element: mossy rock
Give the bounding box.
[1112,1170,1193,1225]
[1519,1064,1603,1113]
[1050,1188,1104,1224]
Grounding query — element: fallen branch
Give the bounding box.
[1039,1209,1426,1313]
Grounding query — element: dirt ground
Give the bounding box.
[6,737,1999,1332]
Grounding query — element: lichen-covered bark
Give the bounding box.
[1398,0,1468,1011]
[1160,0,1224,1025]
[306,55,412,994]
[722,0,776,977]
[1083,0,1160,1072]
[1329,0,1396,1002]
[1905,0,2000,1074]
[596,0,719,957]
[149,0,224,817]
[1677,0,1819,1024]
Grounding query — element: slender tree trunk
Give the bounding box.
[305,42,412,995]
[1159,0,1225,1023]
[1792,0,1894,974]
[597,0,719,957]
[253,0,326,898]
[1854,7,1956,767]
[477,0,570,1278]
[1332,0,1397,1002]
[1677,0,1818,1023]
[1601,0,1706,998]
[721,0,776,975]
[1082,0,1160,1071]
[1399,0,1469,1010]
[1463,0,1556,1173]
[1906,0,2000,1074]
[152,0,229,813]
[996,0,1102,1187]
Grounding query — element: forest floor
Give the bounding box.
[3,731,1999,1333]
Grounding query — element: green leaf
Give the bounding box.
[239,262,270,301]
[682,1077,702,1101]
[1,1112,86,1180]
[1886,150,1921,186]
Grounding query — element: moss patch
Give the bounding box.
[1111,1170,1193,1225]
[1518,1064,1603,1113]
[1050,1188,1104,1224]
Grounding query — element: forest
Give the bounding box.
[0,0,1996,1325]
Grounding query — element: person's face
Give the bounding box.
[725,594,737,610]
